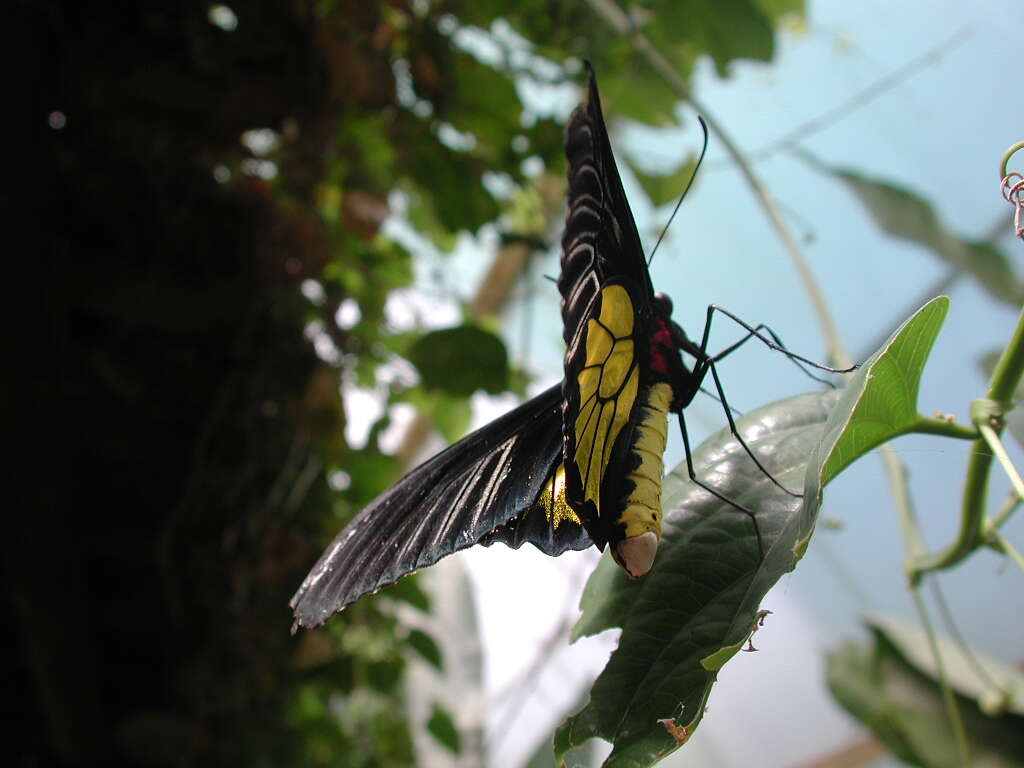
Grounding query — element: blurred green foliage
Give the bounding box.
[7,0,810,766]
[827,618,1024,767]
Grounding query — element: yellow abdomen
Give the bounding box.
[619,382,672,540]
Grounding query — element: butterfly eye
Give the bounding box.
[653,292,674,317]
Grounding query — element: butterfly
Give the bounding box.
[291,63,795,631]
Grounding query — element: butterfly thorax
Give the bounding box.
[648,319,678,377]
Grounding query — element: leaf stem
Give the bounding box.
[907,416,978,440]
[583,0,852,369]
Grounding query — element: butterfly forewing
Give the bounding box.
[559,66,659,547]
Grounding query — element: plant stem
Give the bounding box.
[911,587,971,766]
[881,445,926,561]
[908,303,1024,579]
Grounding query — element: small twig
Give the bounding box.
[989,531,1024,573]
[714,27,971,169]
[978,421,1024,500]
[982,490,1021,539]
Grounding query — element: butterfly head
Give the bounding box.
[653,291,673,317]
[654,291,689,349]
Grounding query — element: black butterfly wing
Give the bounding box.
[290,385,591,629]
[558,64,658,547]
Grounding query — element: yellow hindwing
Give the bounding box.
[573,284,639,516]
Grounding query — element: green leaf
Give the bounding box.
[653,0,778,78]
[405,325,510,396]
[627,154,698,208]
[426,702,461,755]
[399,132,500,239]
[559,389,841,767]
[827,626,1024,768]
[866,614,1024,717]
[430,394,473,443]
[753,0,804,18]
[810,297,948,492]
[818,163,1024,306]
[404,183,459,252]
[383,574,432,613]
[445,50,522,164]
[597,68,681,128]
[406,628,443,671]
[365,658,404,693]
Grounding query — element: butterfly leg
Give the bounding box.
[710,321,835,388]
[702,304,855,386]
[678,308,813,498]
[677,407,764,559]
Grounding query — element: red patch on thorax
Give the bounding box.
[648,320,675,375]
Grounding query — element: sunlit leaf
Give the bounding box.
[811,297,948,491]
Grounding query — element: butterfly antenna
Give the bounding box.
[648,116,710,266]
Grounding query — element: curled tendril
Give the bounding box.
[1001,172,1024,240]
[1000,142,1024,240]
[999,141,1024,180]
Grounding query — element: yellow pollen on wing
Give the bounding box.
[535,463,581,528]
